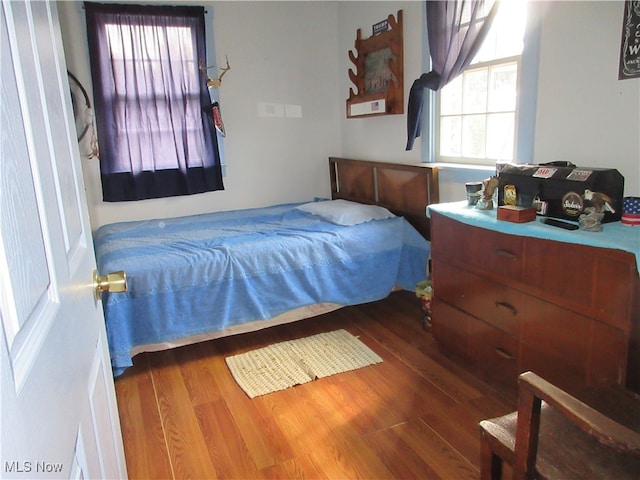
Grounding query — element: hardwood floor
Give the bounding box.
[114,290,517,479]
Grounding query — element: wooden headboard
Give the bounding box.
[329,157,439,240]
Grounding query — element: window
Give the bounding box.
[437,0,528,164]
[85,3,224,202]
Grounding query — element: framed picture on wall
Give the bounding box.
[619,0,640,80]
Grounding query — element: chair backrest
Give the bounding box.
[512,371,640,480]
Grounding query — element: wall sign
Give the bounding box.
[372,19,388,36]
[619,0,640,80]
[346,10,403,118]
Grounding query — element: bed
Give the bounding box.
[94,157,439,375]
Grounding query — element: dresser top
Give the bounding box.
[428,201,640,272]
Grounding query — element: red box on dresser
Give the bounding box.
[497,205,537,223]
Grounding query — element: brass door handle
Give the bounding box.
[93,270,127,300]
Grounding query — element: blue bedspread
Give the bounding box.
[94,202,430,375]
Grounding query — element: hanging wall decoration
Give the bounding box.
[212,101,226,137]
[346,10,403,118]
[619,0,640,80]
[67,71,99,159]
[199,56,230,137]
[199,55,231,88]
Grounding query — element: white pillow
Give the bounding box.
[295,199,395,226]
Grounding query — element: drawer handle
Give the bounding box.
[495,249,517,260]
[495,301,518,316]
[494,347,515,361]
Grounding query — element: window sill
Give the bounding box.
[427,162,497,173]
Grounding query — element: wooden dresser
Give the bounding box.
[429,203,640,394]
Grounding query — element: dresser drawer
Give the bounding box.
[433,260,521,336]
[520,315,626,390]
[432,260,471,308]
[431,298,469,361]
[468,317,520,386]
[520,344,585,394]
[588,321,627,386]
[431,212,524,282]
[523,238,637,330]
[520,299,590,373]
[465,225,524,281]
[589,252,637,331]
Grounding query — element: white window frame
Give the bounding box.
[435,53,522,165]
[425,0,539,167]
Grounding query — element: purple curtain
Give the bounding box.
[85,2,224,201]
[406,0,499,151]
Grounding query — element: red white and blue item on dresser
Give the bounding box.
[622,196,640,226]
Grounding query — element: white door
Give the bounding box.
[0,1,126,479]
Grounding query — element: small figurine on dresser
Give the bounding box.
[579,189,615,232]
[475,176,499,210]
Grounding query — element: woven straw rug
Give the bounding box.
[225,329,383,398]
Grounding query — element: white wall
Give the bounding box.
[58,1,639,226]
[533,1,640,196]
[212,1,342,201]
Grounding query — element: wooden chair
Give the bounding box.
[478,371,640,480]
